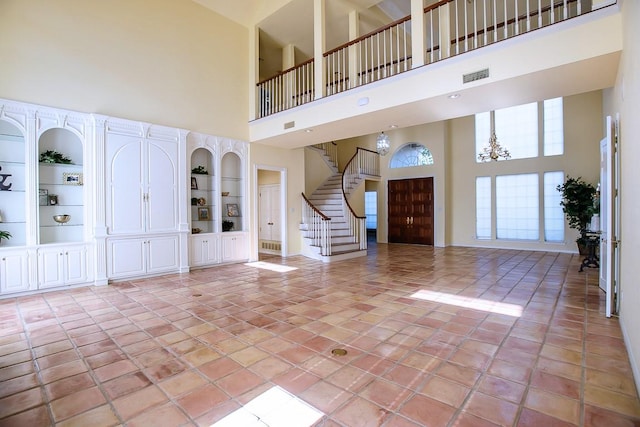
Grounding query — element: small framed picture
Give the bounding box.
[198,207,210,220]
[39,189,49,206]
[191,177,198,190]
[63,172,83,185]
[48,195,58,205]
[226,203,240,217]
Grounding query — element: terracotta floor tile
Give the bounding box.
[176,384,229,418]
[525,388,580,424]
[50,386,106,422]
[112,385,168,420]
[333,396,390,427]
[127,402,190,427]
[463,391,520,426]
[249,356,293,380]
[144,358,188,382]
[584,383,640,418]
[1,247,639,426]
[399,394,456,427]
[198,356,243,381]
[102,371,152,399]
[159,370,207,397]
[517,407,576,427]
[215,369,264,397]
[583,404,640,427]
[420,375,470,408]
[94,359,139,382]
[39,359,88,384]
[45,372,96,401]
[0,387,44,419]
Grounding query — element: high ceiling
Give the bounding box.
[192,0,409,79]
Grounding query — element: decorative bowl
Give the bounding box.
[53,214,71,224]
[221,192,230,196]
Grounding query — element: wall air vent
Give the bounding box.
[463,68,490,84]
[284,121,295,129]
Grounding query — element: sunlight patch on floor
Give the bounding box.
[211,386,323,427]
[245,261,298,273]
[410,289,523,317]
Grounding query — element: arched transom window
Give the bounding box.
[389,143,434,168]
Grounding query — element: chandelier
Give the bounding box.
[477,131,510,162]
[376,132,390,156]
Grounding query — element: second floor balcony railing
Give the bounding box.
[256,0,606,119]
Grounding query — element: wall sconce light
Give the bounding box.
[477,130,511,162]
[376,132,390,156]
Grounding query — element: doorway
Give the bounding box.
[255,166,286,259]
[388,177,434,245]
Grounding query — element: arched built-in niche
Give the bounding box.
[190,147,216,234]
[0,120,26,247]
[221,152,243,232]
[38,128,84,244]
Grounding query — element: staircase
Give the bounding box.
[300,144,380,262]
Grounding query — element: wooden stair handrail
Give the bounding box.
[301,192,331,220]
[341,149,367,220]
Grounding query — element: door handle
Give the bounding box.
[406,217,410,224]
[410,217,414,225]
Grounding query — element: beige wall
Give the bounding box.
[449,91,602,252]
[610,0,640,393]
[304,148,334,195]
[249,143,305,258]
[258,170,280,185]
[0,0,249,140]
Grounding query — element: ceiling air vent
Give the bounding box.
[463,68,490,84]
[284,121,295,130]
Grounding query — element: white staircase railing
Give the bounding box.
[342,148,380,250]
[311,141,338,170]
[301,192,332,256]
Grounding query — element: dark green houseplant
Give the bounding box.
[0,230,11,244]
[557,176,597,249]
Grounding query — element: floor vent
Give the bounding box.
[463,68,490,84]
[260,241,282,252]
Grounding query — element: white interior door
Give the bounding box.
[599,116,617,317]
[259,184,281,243]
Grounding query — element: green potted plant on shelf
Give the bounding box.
[557,176,597,253]
[0,230,11,245]
[39,150,73,164]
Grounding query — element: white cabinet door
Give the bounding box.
[147,235,179,274]
[108,236,179,279]
[106,132,178,235]
[106,133,145,235]
[64,246,88,285]
[221,233,248,263]
[0,250,30,294]
[38,249,65,288]
[190,234,219,267]
[108,238,146,279]
[147,141,178,233]
[38,245,88,289]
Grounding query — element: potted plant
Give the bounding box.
[0,230,11,245]
[557,176,597,253]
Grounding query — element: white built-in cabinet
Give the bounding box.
[187,133,249,268]
[0,100,93,296]
[0,98,250,295]
[102,120,182,279]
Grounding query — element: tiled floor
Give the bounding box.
[1,243,639,426]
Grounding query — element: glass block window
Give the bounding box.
[544,98,564,156]
[389,143,434,168]
[494,102,538,160]
[544,171,565,242]
[365,191,377,229]
[476,177,492,239]
[496,174,539,240]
